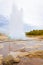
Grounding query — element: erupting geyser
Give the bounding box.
[9,4,25,40]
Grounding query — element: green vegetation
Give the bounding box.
[26,30,43,36]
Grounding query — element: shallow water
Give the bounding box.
[0,39,43,56]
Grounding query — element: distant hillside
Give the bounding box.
[26,30,43,36]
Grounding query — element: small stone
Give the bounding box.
[13,57,20,63]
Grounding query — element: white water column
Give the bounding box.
[9,4,25,39]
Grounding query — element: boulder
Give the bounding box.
[3,55,14,65]
[3,55,20,65]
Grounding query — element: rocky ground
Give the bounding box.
[0,35,43,65]
[0,51,43,65]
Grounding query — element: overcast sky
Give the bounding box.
[0,0,43,28]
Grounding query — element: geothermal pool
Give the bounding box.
[0,39,43,57]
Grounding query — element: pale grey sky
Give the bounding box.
[0,0,43,27]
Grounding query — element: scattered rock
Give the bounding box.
[3,55,20,65]
[13,57,20,63]
[19,48,26,52]
[8,51,29,57]
[3,55,14,65]
[26,50,43,59]
[0,55,3,65]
